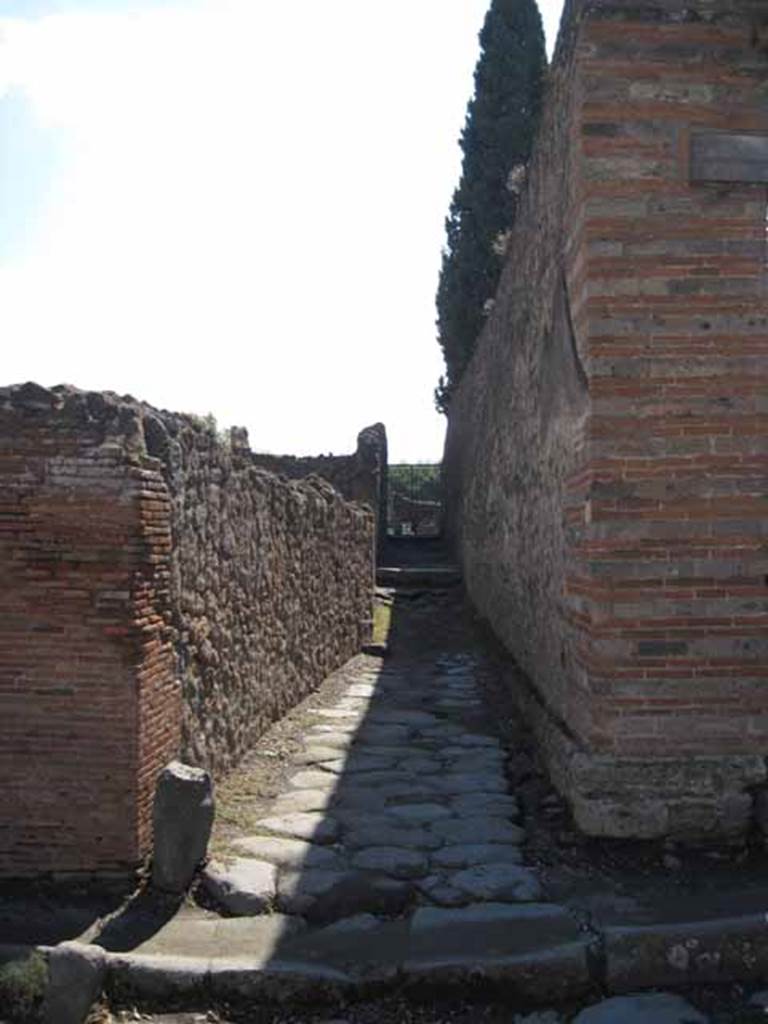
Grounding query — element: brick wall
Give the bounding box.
[0,384,178,876]
[0,384,374,876]
[444,0,768,839]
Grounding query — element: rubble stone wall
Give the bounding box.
[0,384,374,876]
[444,0,768,839]
[252,422,388,556]
[156,416,375,776]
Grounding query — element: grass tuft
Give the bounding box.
[373,600,393,645]
[0,950,48,1023]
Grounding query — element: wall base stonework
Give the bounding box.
[509,671,765,840]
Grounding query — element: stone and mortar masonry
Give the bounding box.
[157,411,375,775]
[443,0,768,839]
[0,383,374,876]
[251,422,388,558]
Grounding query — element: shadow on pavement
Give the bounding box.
[0,878,132,947]
[94,537,543,996]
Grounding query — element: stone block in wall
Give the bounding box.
[691,131,768,185]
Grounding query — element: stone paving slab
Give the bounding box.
[431,817,525,845]
[267,789,335,814]
[344,820,444,852]
[280,916,410,976]
[416,876,470,907]
[450,864,542,902]
[202,859,276,915]
[350,846,430,878]
[254,812,340,843]
[276,869,354,915]
[129,912,304,960]
[286,771,340,792]
[294,746,343,764]
[431,843,524,868]
[282,872,413,924]
[449,793,520,817]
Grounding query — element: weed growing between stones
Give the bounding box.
[372,601,392,646]
[0,950,47,1023]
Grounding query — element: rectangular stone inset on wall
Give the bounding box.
[691,131,768,184]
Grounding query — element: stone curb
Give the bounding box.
[602,913,768,993]
[102,946,591,1008]
[104,952,357,1007]
[401,941,593,1003]
[14,908,768,1020]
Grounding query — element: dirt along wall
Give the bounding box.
[444,0,768,840]
[0,383,375,876]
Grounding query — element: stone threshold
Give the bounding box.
[376,566,462,588]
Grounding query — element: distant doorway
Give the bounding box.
[387,463,442,537]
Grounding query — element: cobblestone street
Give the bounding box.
[94,551,768,1024]
[203,646,538,918]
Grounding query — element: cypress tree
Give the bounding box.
[435,0,546,412]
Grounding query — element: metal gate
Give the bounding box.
[387,464,442,537]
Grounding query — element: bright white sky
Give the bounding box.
[0,0,564,461]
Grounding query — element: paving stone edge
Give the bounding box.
[6,908,768,1021]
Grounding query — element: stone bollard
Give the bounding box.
[152,761,215,894]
